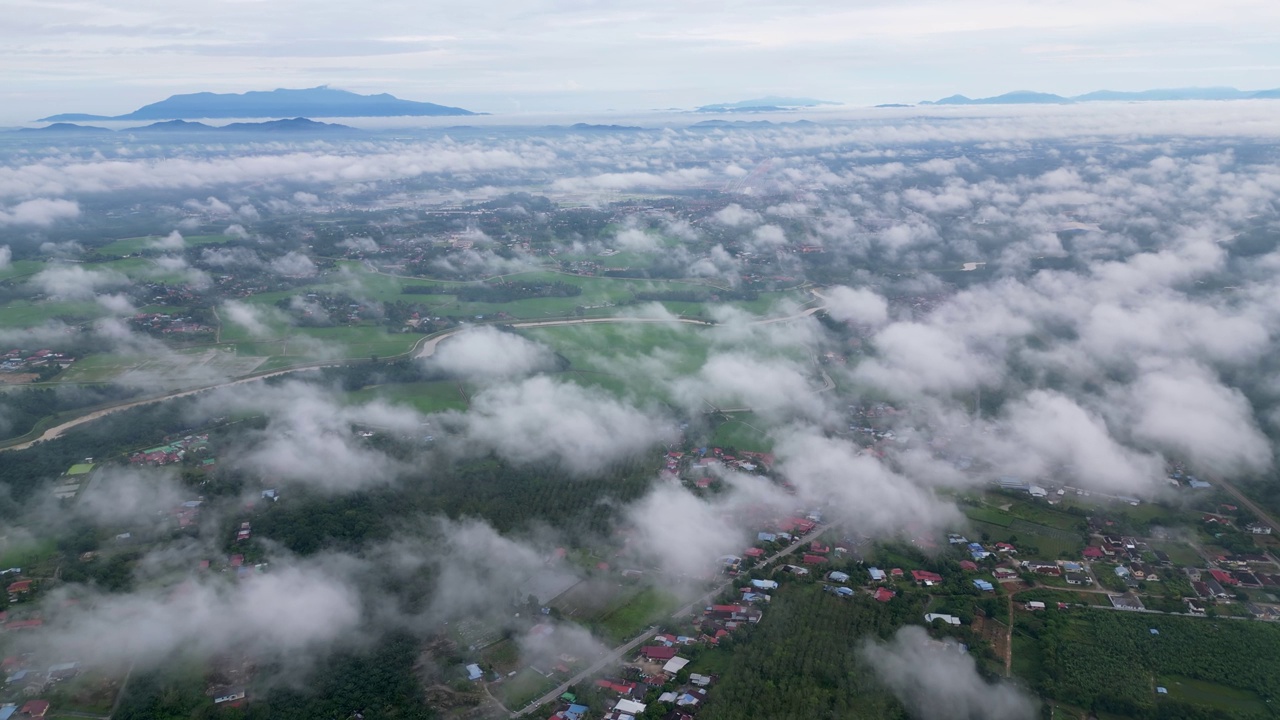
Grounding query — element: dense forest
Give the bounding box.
[0,384,142,442]
[114,632,432,720]
[699,584,917,720]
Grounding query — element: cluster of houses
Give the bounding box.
[128,312,213,337]
[129,434,212,466]
[1,655,78,703]
[543,641,719,720]
[0,699,51,718]
[0,349,73,376]
[669,447,775,483]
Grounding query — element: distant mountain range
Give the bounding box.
[37,86,476,122]
[17,118,357,135]
[696,97,839,113]
[919,87,1280,105]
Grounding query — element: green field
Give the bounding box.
[0,259,45,282]
[963,506,1015,527]
[0,298,103,328]
[490,667,560,710]
[347,380,469,413]
[523,322,712,400]
[57,347,268,386]
[711,417,773,453]
[594,586,682,643]
[1157,675,1270,715]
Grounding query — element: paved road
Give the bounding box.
[512,628,660,717]
[512,524,827,717]
[1216,478,1280,534]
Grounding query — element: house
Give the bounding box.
[1247,523,1273,535]
[18,700,48,718]
[924,613,961,626]
[1114,566,1131,578]
[1191,581,1212,599]
[827,571,850,583]
[890,568,904,579]
[873,587,895,602]
[1027,601,1046,610]
[1024,562,1061,576]
[0,704,13,720]
[6,581,31,596]
[911,570,943,586]
[743,548,764,558]
[212,689,246,705]
[809,542,830,554]
[1061,561,1083,573]
[750,579,778,590]
[1064,572,1088,586]
[1153,550,1170,564]
[973,579,994,592]
[959,560,978,572]
[967,543,990,560]
[868,567,887,582]
[466,664,483,681]
[615,699,646,715]
[663,657,690,675]
[1204,578,1229,598]
[1082,546,1104,560]
[802,554,827,565]
[640,646,678,661]
[757,532,777,542]
[832,586,855,597]
[1209,569,1237,586]
[993,567,1018,580]
[689,673,712,687]
[995,543,1017,554]
[564,704,590,720]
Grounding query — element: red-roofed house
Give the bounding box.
[21,699,50,718]
[229,554,243,567]
[873,587,895,603]
[911,570,943,586]
[809,542,830,554]
[7,580,31,595]
[744,548,764,558]
[641,646,678,661]
[959,560,978,571]
[1083,546,1104,559]
[802,554,827,565]
[1209,569,1238,586]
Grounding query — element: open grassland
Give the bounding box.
[711,417,774,453]
[57,347,267,386]
[0,259,45,282]
[594,586,682,643]
[0,298,103,328]
[347,380,469,414]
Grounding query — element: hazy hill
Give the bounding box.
[921,87,1280,105]
[39,86,475,121]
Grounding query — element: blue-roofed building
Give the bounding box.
[973,579,994,592]
[1189,479,1212,489]
[564,704,590,720]
[835,586,854,597]
[757,532,777,542]
[0,704,14,720]
[869,567,887,581]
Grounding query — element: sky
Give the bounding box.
[5,0,1280,122]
